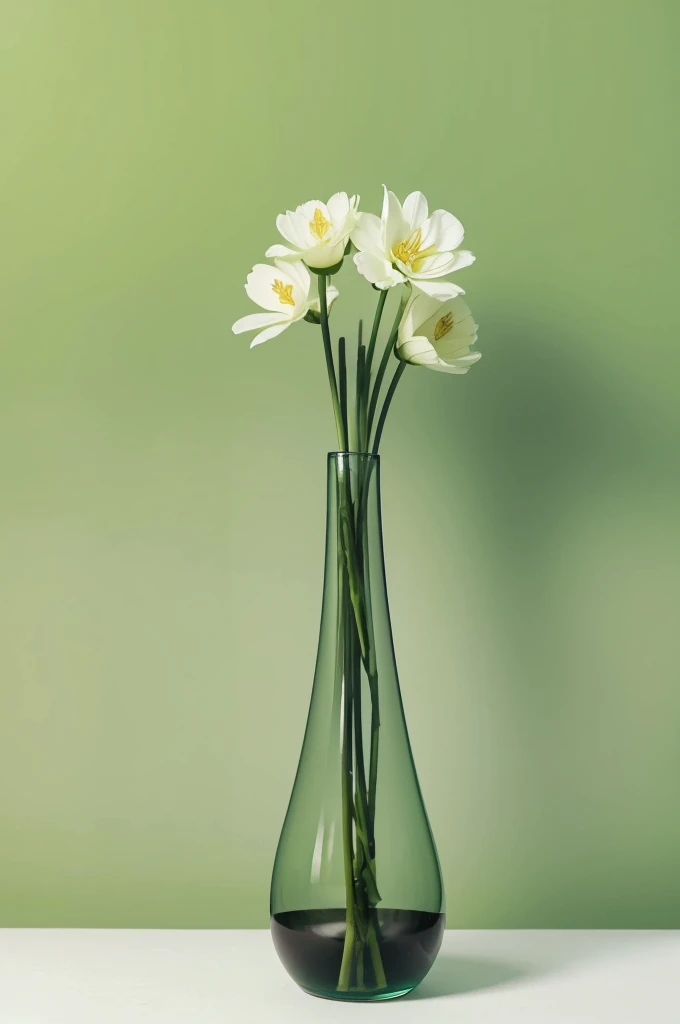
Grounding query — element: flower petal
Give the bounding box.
[301,241,346,268]
[418,295,475,332]
[421,209,465,252]
[438,341,479,362]
[351,212,383,257]
[249,321,291,348]
[402,191,429,231]
[354,251,405,289]
[431,352,481,373]
[397,334,439,365]
[436,323,479,361]
[280,258,310,296]
[265,243,296,259]
[414,249,475,277]
[326,191,350,224]
[445,299,475,329]
[409,251,463,279]
[448,249,476,272]
[297,199,331,222]
[232,311,287,335]
[382,185,408,253]
[401,290,442,335]
[412,279,465,300]
[273,195,356,263]
[276,211,309,249]
[245,263,302,313]
[297,200,333,245]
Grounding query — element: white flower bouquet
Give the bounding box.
[233,186,479,453]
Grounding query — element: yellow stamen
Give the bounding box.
[272,279,295,307]
[392,228,438,271]
[434,312,454,341]
[309,207,332,241]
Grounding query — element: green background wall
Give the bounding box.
[1,0,678,928]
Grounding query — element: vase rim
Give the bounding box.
[328,451,379,461]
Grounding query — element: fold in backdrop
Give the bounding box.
[1,0,678,927]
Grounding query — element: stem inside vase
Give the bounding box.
[336,455,386,992]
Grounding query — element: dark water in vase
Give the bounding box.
[271,908,445,1001]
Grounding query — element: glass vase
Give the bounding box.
[270,453,444,1001]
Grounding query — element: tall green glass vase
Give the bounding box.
[271,453,445,1002]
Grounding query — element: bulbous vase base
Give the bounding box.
[271,907,445,1001]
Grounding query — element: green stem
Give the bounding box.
[337,460,387,992]
[356,344,366,453]
[366,915,387,989]
[350,573,379,905]
[355,321,364,453]
[318,274,346,451]
[366,291,408,440]
[338,501,370,663]
[362,291,388,455]
[358,466,380,867]
[338,562,357,991]
[371,362,406,455]
[338,336,349,452]
[360,364,369,455]
[356,944,365,989]
[365,289,388,375]
[341,468,371,857]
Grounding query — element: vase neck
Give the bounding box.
[323,451,387,615]
[316,452,396,702]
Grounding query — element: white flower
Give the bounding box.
[396,290,480,374]
[265,192,360,270]
[232,260,338,348]
[351,186,474,299]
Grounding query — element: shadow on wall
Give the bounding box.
[459,308,667,547]
[415,305,679,926]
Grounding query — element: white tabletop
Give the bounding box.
[0,929,677,1023]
